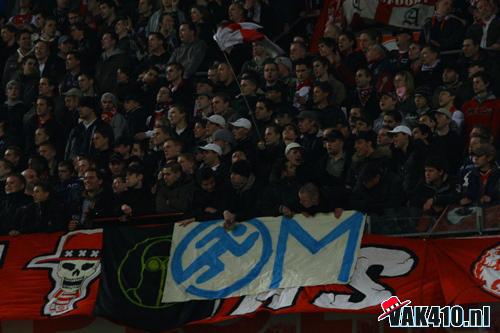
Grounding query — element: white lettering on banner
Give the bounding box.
[313,247,417,310]
[228,246,417,316]
[343,0,435,28]
[380,0,433,5]
[163,212,366,302]
[230,287,301,315]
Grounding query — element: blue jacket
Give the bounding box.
[462,166,500,204]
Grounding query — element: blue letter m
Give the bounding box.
[270,212,364,289]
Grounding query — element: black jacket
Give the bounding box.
[95,49,131,94]
[420,14,466,51]
[118,187,154,216]
[289,187,338,216]
[300,132,326,162]
[65,119,110,160]
[17,199,67,233]
[260,176,302,216]
[225,174,263,221]
[466,16,500,49]
[430,130,464,174]
[0,191,32,234]
[350,171,406,215]
[69,187,116,227]
[403,139,431,192]
[155,176,195,214]
[124,107,147,138]
[191,185,228,222]
[346,147,391,189]
[409,174,460,212]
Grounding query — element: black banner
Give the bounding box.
[94,225,214,332]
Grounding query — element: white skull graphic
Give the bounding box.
[57,260,100,291]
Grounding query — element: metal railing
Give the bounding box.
[90,204,500,238]
[365,204,500,238]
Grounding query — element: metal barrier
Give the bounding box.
[366,204,500,238]
[89,204,499,239]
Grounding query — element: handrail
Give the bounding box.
[91,212,184,224]
[85,204,500,239]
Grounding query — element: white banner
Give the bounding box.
[343,0,436,29]
[163,212,365,302]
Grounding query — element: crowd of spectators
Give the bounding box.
[0,0,499,235]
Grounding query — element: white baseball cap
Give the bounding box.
[388,125,412,136]
[285,142,302,155]
[207,114,226,128]
[229,118,252,130]
[199,143,222,155]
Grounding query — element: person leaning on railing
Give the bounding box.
[409,156,460,216]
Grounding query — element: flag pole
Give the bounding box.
[221,50,263,142]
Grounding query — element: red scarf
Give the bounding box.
[479,169,492,193]
[431,14,447,31]
[101,107,117,123]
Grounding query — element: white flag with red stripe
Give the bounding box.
[214,22,265,51]
[343,0,436,29]
[214,22,284,57]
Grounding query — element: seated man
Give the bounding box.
[349,162,406,215]
[191,168,228,222]
[16,181,66,234]
[0,173,33,235]
[68,168,115,230]
[460,143,500,206]
[155,162,194,214]
[409,156,459,215]
[223,160,262,228]
[119,164,154,217]
[280,182,343,219]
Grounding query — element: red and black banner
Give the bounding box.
[0,229,498,331]
[94,225,215,332]
[0,229,102,320]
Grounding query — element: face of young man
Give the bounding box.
[295,64,310,82]
[354,139,372,157]
[32,186,50,203]
[200,177,216,193]
[313,61,327,79]
[5,176,24,194]
[264,127,280,146]
[264,63,278,82]
[438,91,454,107]
[126,172,142,188]
[324,139,343,155]
[58,166,73,182]
[299,191,316,209]
[162,167,180,186]
[84,171,102,192]
[424,167,443,185]
[472,77,488,95]
[391,132,408,149]
[472,153,490,169]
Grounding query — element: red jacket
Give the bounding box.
[462,94,500,140]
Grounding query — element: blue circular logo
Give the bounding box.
[171,219,272,299]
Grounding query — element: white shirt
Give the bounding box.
[481,16,495,48]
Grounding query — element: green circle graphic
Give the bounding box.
[117,236,175,309]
